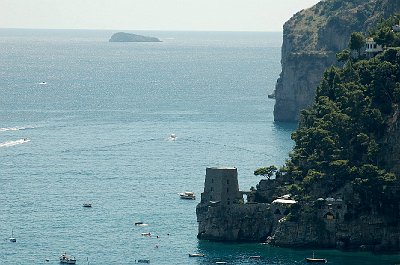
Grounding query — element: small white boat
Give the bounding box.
[305,252,327,263]
[83,203,92,207]
[141,232,151,236]
[39,82,47,85]
[59,253,76,264]
[189,253,205,257]
[305,257,327,263]
[9,229,16,242]
[135,222,149,227]
[179,191,196,200]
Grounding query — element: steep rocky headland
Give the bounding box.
[197,11,400,252]
[109,32,161,42]
[274,0,400,121]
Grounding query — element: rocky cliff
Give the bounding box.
[197,178,400,251]
[274,0,400,121]
[197,203,273,242]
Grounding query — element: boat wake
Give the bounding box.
[0,138,30,148]
[0,126,34,132]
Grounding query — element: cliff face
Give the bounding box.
[270,212,400,251]
[274,0,400,121]
[196,203,274,242]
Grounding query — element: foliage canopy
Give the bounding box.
[274,15,400,212]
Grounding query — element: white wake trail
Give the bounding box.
[0,139,30,148]
[0,126,34,132]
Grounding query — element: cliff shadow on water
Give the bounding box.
[272,121,298,133]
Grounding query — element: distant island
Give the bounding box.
[109,32,161,42]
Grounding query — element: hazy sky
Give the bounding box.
[0,0,320,31]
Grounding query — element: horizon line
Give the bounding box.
[0,27,283,33]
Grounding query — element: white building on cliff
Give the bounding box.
[365,37,383,56]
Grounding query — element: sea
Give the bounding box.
[0,29,398,265]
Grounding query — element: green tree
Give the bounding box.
[336,49,351,62]
[349,32,365,57]
[254,166,278,180]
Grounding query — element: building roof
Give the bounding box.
[272,198,297,204]
[207,167,237,170]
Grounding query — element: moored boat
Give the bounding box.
[179,191,196,200]
[188,253,205,257]
[305,252,327,263]
[59,253,76,264]
[137,259,150,263]
[305,257,327,263]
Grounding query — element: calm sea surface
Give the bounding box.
[0,29,398,264]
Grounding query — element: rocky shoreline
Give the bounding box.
[196,168,400,252]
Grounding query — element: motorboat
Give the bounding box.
[188,253,205,257]
[59,253,76,264]
[169,134,176,141]
[82,203,92,207]
[137,259,150,263]
[135,222,149,227]
[249,255,261,259]
[179,191,196,200]
[39,82,47,85]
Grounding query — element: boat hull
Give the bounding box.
[180,196,196,200]
[189,253,205,257]
[305,258,327,263]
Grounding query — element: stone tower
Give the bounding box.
[200,167,242,205]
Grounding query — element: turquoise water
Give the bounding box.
[0,29,398,264]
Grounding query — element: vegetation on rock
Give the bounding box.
[254,166,277,180]
[258,14,400,221]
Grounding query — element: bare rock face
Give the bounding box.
[196,203,274,242]
[274,52,334,121]
[274,0,400,121]
[270,211,400,251]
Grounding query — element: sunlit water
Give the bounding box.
[0,29,398,264]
